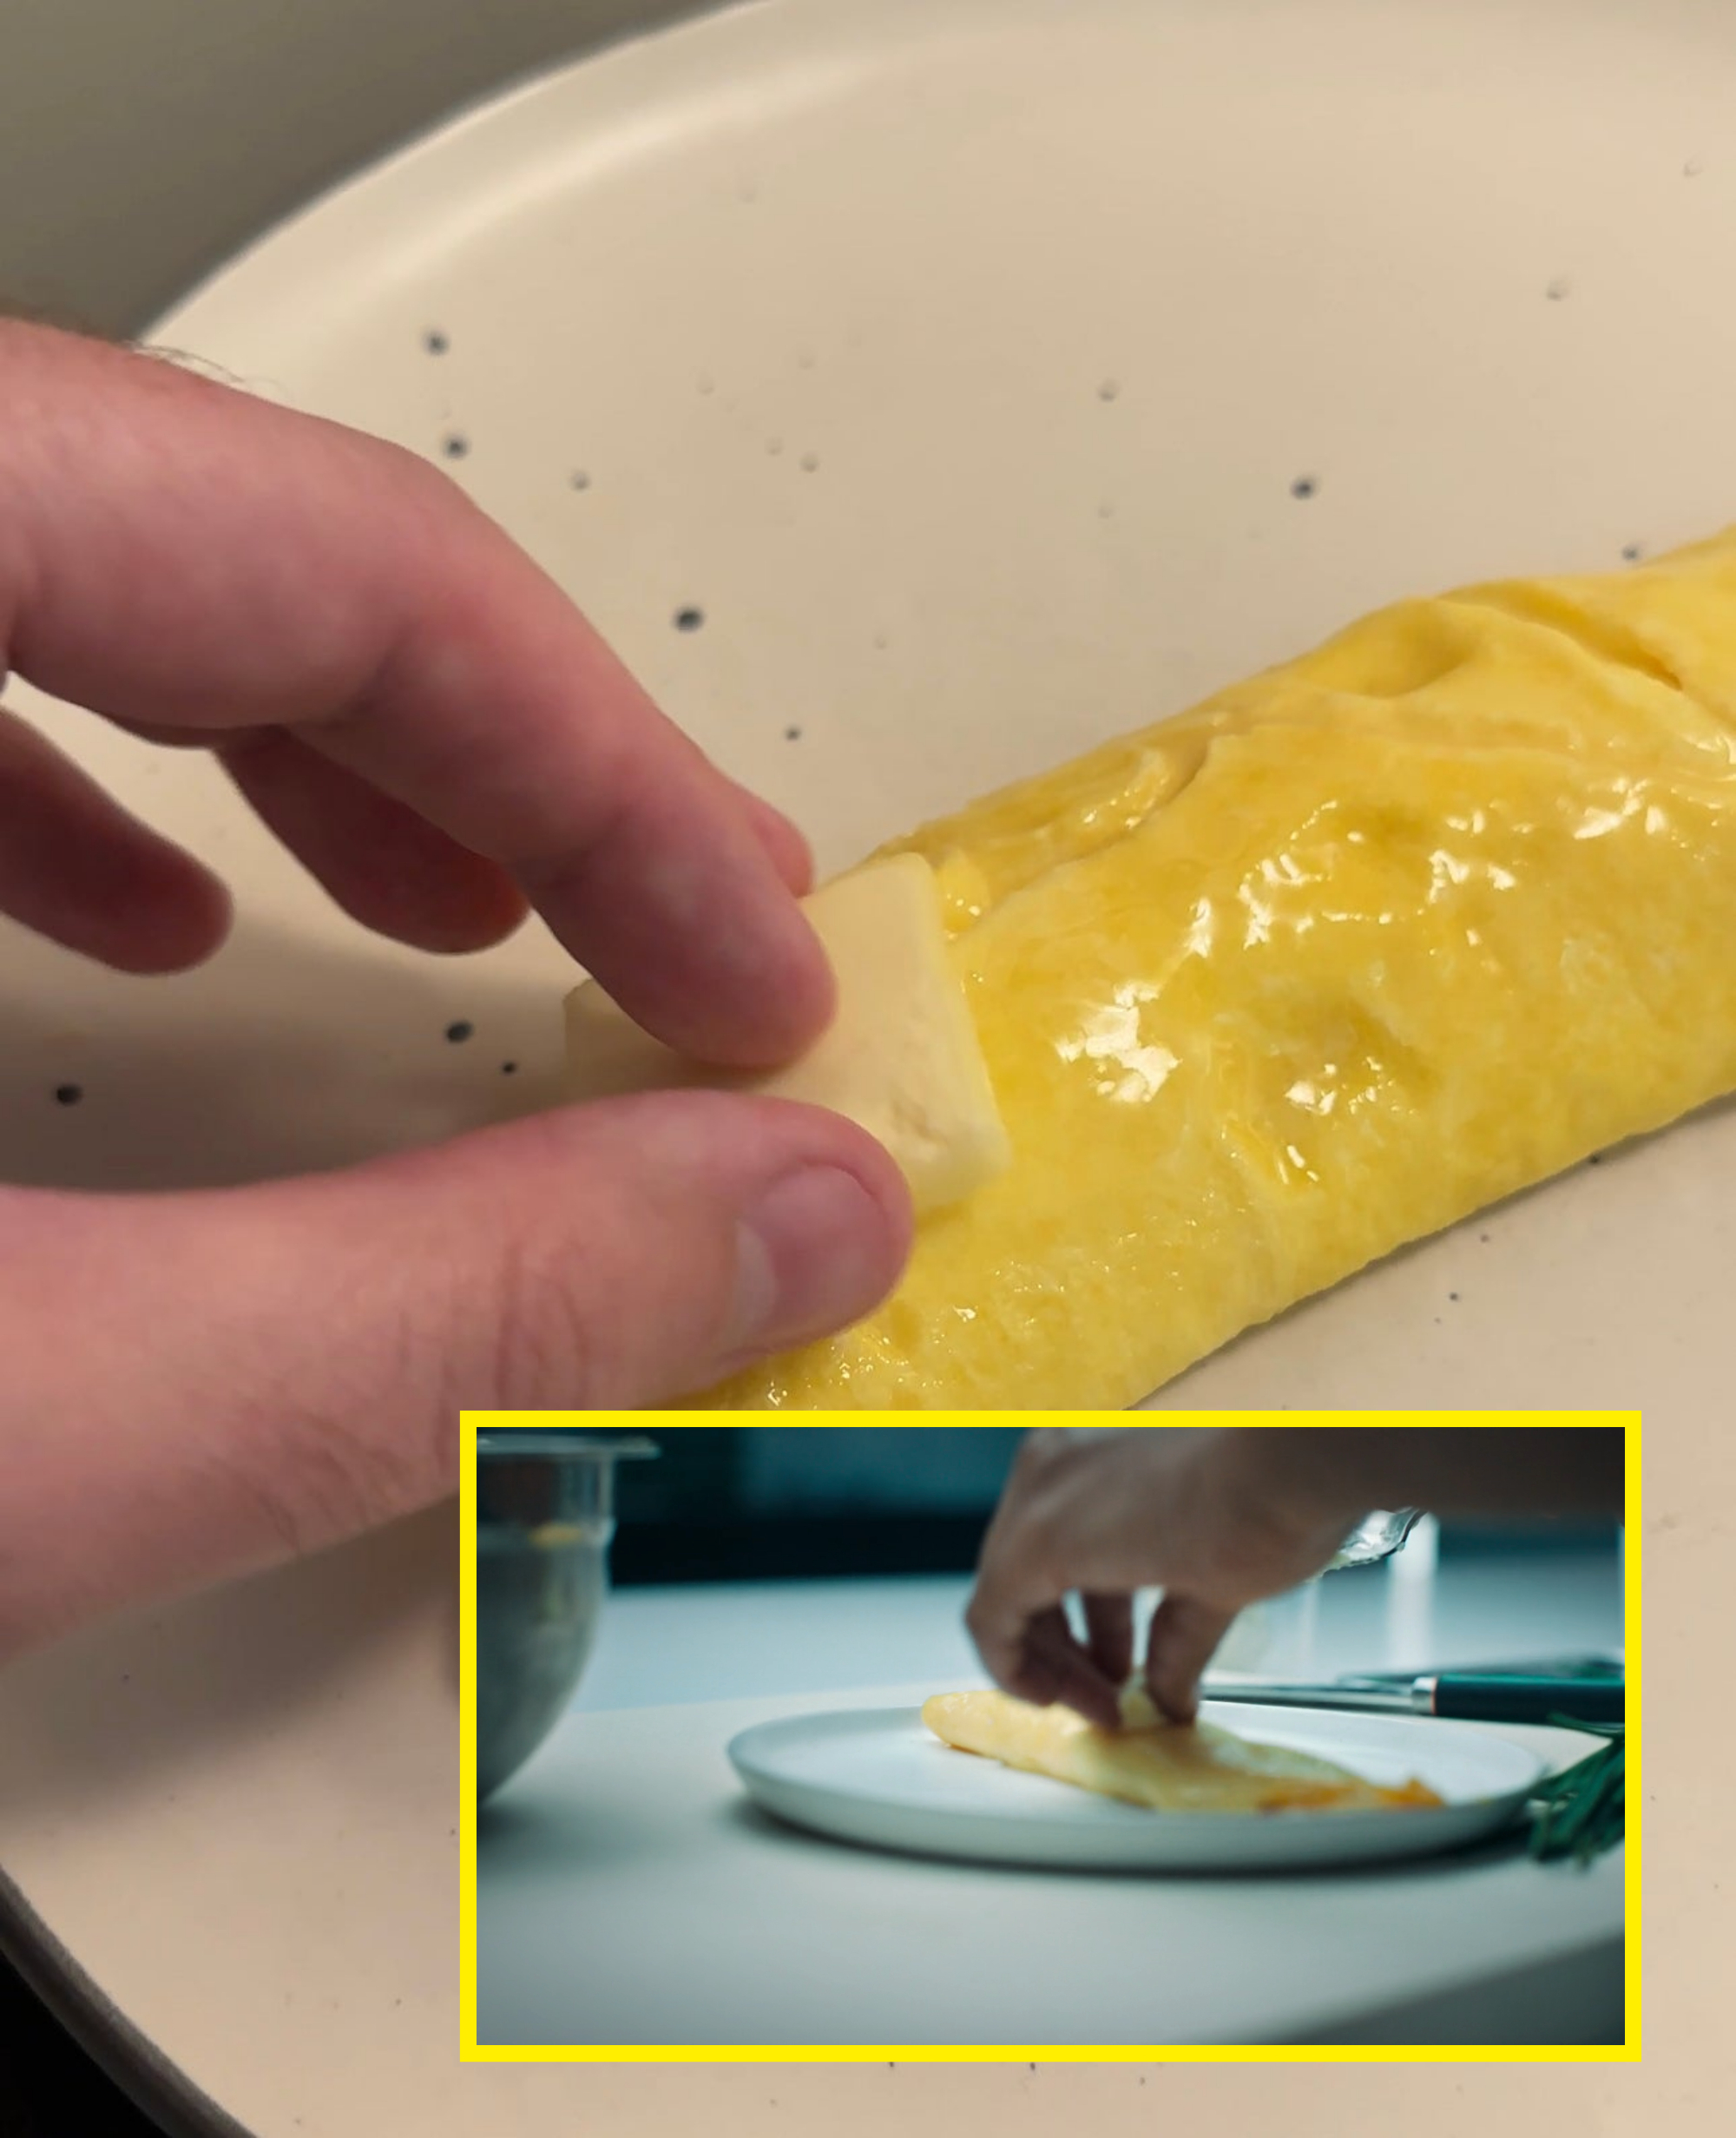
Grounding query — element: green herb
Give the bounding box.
[1529,1718,1625,1865]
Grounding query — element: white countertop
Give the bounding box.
[477,1549,1625,2049]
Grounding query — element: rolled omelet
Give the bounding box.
[923,1687,1440,1814]
[695,525,1736,1408]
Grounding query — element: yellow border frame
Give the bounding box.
[458,1414,1639,2063]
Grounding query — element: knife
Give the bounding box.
[1202,1674,1624,1727]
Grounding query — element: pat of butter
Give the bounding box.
[562,852,1012,1216]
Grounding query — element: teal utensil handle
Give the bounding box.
[1431,1675,1624,1727]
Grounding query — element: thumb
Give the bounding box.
[0,1092,909,1655]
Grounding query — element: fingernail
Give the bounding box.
[728,1165,898,1354]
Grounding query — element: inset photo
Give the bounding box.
[464,1418,1634,2059]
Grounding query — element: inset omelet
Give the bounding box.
[923,1687,1441,1815]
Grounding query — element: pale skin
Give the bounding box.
[966,1427,1626,1731]
[0,322,913,1661]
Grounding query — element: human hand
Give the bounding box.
[966,1424,1625,1730]
[965,1428,1360,1730]
[0,323,911,1656]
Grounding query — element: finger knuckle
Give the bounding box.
[480,1223,620,1408]
[1014,1518,1068,1596]
[1016,1428,1071,1478]
[218,1372,434,1562]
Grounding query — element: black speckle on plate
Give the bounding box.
[570,470,591,491]
[53,1082,83,1107]
[424,329,449,355]
[674,605,705,633]
[445,1020,474,1044]
[500,1061,519,1076]
[1621,542,1643,562]
[1290,474,1318,500]
[785,725,803,742]
[443,434,470,459]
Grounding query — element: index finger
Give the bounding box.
[0,324,832,1068]
[967,1493,1123,1725]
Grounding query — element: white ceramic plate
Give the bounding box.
[727,1702,1548,1872]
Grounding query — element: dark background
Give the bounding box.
[611,1426,1023,1582]
[609,1427,1621,1584]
